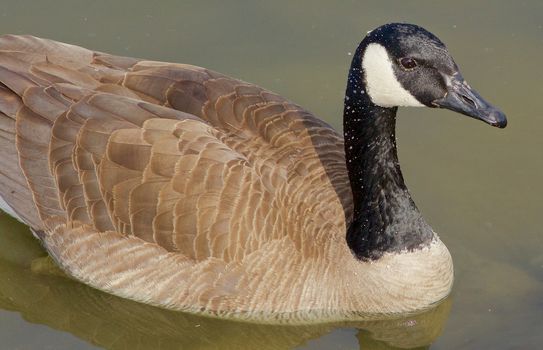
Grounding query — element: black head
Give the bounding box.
[356,23,507,128]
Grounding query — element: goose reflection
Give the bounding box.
[0,215,451,349]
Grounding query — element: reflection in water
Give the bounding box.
[0,215,451,349]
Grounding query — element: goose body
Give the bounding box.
[0,24,505,322]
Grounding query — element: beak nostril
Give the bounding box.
[461,95,476,108]
[433,76,506,128]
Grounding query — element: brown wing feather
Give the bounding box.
[0,33,350,238]
[0,35,351,315]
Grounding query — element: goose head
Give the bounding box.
[359,23,507,128]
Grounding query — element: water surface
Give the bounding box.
[0,0,541,348]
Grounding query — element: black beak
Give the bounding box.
[432,73,507,128]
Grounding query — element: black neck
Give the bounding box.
[343,43,433,261]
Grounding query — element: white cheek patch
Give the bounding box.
[362,43,424,108]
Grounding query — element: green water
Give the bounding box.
[0,0,541,348]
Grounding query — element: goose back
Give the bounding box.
[0,35,371,320]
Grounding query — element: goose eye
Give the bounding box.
[399,57,418,70]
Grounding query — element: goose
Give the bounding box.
[0,23,506,322]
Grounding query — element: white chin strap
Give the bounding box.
[362,43,425,108]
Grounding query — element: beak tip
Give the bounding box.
[489,110,507,129]
[495,120,507,129]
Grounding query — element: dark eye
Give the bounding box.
[399,57,418,70]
